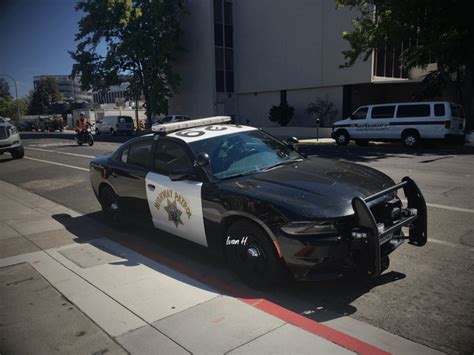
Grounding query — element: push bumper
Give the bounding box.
[279,177,427,280]
[351,176,427,277]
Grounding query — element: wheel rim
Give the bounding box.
[337,134,346,144]
[229,235,268,283]
[405,135,416,146]
[103,191,119,222]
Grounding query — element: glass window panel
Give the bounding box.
[225,71,234,92]
[214,24,223,46]
[371,105,396,119]
[351,107,368,120]
[216,70,225,92]
[224,25,233,48]
[434,104,445,116]
[215,47,224,70]
[214,0,223,24]
[224,1,232,25]
[225,48,233,71]
[396,104,431,117]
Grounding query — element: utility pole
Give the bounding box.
[1,73,20,119]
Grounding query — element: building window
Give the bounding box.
[214,0,234,93]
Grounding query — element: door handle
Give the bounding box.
[147,184,155,191]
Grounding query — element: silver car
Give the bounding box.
[0,117,24,159]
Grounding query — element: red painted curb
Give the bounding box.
[115,237,390,355]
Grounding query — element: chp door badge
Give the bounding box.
[154,189,192,228]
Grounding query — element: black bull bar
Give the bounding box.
[351,177,427,277]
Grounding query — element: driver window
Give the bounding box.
[154,140,193,175]
[351,107,368,120]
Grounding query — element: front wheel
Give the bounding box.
[334,130,350,146]
[225,220,283,289]
[402,130,420,148]
[11,146,25,159]
[87,134,94,146]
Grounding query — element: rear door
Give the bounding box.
[449,103,466,135]
[108,138,154,219]
[145,138,207,246]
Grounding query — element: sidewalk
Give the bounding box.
[0,181,442,354]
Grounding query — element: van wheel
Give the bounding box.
[402,130,420,148]
[225,220,283,289]
[334,130,350,146]
[355,140,369,147]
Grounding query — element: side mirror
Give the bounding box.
[285,136,299,149]
[169,168,195,181]
[194,152,210,167]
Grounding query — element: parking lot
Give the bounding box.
[1,132,473,354]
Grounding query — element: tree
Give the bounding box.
[306,95,338,127]
[28,77,63,115]
[0,79,12,118]
[269,102,295,127]
[337,0,474,128]
[71,0,186,127]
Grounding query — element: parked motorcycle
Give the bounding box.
[76,127,94,146]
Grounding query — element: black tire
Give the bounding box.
[95,128,100,135]
[11,146,24,159]
[110,128,116,135]
[225,220,283,289]
[77,140,83,146]
[100,186,121,225]
[87,135,94,146]
[355,140,369,147]
[402,130,420,148]
[334,130,350,146]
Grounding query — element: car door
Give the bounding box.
[348,106,369,139]
[145,138,208,246]
[108,138,153,220]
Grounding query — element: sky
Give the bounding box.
[0,0,83,98]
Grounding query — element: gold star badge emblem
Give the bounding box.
[163,199,184,228]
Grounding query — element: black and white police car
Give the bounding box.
[90,116,427,288]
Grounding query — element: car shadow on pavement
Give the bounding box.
[51,212,407,325]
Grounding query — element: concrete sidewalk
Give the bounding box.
[0,181,441,354]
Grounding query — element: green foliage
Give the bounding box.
[336,0,474,127]
[0,79,28,120]
[71,0,186,126]
[306,95,338,127]
[28,77,63,115]
[0,79,11,100]
[269,102,295,127]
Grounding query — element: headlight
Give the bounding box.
[281,221,337,236]
[10,126,18,134]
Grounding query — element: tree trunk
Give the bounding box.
[461,64,473,131]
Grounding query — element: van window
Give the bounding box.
[350,107,368,120]
[434,104,445,117]
[119,116,133,123]
[371,105,395,119]
[396,104,430,118]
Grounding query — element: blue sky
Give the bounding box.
[0,0,83,97]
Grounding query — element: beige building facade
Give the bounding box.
[169,0,421,129]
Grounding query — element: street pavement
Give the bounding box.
[0,132,473,354]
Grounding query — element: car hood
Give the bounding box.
[217,157,395,219]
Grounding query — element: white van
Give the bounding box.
[95,115,135,135]
[332,101,466,147]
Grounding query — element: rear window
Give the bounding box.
[371,105,395,119]
[127,140,153,169]
[119,116,133,123]
[396,104,430,118]
[434,104,445,116]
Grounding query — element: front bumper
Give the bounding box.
[0,139,22,152]
[280,177,427,280]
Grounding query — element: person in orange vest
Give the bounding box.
[75,112,89,132]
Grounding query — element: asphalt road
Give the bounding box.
[1,132,473,354]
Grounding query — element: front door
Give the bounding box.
[145,138,207,246]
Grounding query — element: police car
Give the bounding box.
[332,101,466,147]
[90,116,427,288]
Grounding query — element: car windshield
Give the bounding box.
[119,116,133,123]
[189,130,302,180]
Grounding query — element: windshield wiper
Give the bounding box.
[262,158,303,171]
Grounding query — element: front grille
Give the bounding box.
[0,127,8,140]
[370,197,402,227]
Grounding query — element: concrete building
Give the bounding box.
[33,75,93,102]
[169,0,426,130]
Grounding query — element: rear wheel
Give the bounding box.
[402,130,420,148]
[225,220,283,289]
[334,130,350,146]
[100,186,121,225]
[11,146,25,159]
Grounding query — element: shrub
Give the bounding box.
[268,102,295,127]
